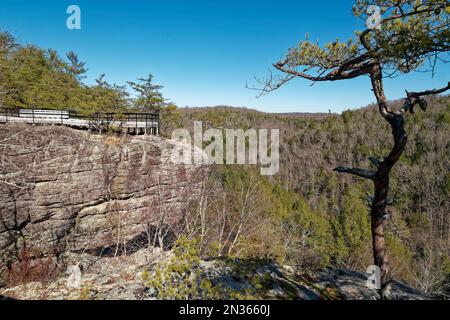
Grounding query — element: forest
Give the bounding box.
[0,31,170,114]
[178,100,450,296]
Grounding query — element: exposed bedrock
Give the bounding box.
[0,124,207,266]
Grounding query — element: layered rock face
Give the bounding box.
[0,124,206,267]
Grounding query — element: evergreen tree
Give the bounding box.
[127,73,165,111]
[66,51,87,80]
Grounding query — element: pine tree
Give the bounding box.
[66,51,87,80]
[127,73,166,111]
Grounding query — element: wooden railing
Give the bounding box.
[0,107,160,135]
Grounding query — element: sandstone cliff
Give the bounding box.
[0,124,207,272]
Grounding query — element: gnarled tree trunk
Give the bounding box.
[370,112,408,298]
[335,74,449,299]
[369,64,409,298]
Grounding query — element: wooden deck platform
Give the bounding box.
[0,108,160,135]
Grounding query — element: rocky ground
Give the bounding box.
[0,248,430,300]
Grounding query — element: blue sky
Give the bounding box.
[0,0,448,113]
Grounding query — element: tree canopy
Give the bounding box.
[259,0,449,93]
[0,31,171,114]
[127,73,166,111]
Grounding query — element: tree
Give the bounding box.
[0,31,133,113]
[254,0,449,298]
[0,32,16,101]
[66,51,87,80]
[0,31,16,54]
[127,73,166,111]
[160,102,182,138]
[87,74,130,112]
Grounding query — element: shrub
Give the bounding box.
[4,246,60,286]
[142,236,202,300]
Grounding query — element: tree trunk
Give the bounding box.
[371,114,408,298]
[371,163,392,298]
[369,64,408,299]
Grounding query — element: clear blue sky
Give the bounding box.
[0,0,448,113]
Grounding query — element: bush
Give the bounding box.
[4,246,60,286]
[142,236,203,300]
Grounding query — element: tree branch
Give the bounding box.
[333,167,376,180]
[407,81,450,99]
[273,60,375,83]
[369,156,382,168]
[399,81,450,115]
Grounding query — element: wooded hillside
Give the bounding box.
[178,97,450,296]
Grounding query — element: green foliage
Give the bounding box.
[339,186,371,250]
[353,0,449,73]
[143,236,201,300]
[180,95,450,294]
[142,237,264,300]
[78,284,94,300]
[203,166,337,268]
[442,173,450,196]
[127,73,165,111]
[435,109,450,125]
[288,199,335,267]
[330,186,372,266]
[386,236,413,281]
[195,147,372,270]
[86,74,130,112]
[161,103,183,137]
[0,31,173,115]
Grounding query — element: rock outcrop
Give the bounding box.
[0,124,207,271]
[0,248,431,300]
